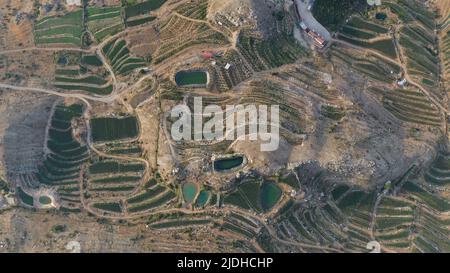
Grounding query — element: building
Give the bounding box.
[299,22,307,30]
[66,0,82,7]
[307,30,326,48]
[397,78,407,87]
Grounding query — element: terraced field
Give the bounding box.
[375,181,450,252]
[386,0,440,95]
[330,46,401,84]
[424,153,450,187]
[87,7,124,42]
[439,3,450,90]
[176,0,209,20]
[6,0,448,254]
[91,116,139,142]
[208,49,253,92]
[271,164,450,253]
[237,32,307,72]
[102,38,147,76]
[126,181,177,213]
[37,103,89,211]
[124,0,166,27]
[95,141,143,156]
[54,53,113,95]
[88,158,145,202]
[153,15,228,64]
[399,25,440,91]
[34,10,83,46]
[368,87,442,127]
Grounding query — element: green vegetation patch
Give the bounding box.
[17,187,34,206]
[34,10,83,46]
[93,202,122,213]
[89,161,145,174]
[91,116,139,142]
[312,0,367,31]
[125,0,167,18]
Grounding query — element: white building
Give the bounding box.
[66,0,82,6]
[397,78,407,87]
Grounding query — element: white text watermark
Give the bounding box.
[170,97,280,152]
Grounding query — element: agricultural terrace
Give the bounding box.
[87,158,146,213]
[91,116,139,142]
[54,53,113,95]
[102,38,147,76]
[368,87,442,127]
[273,173,376,252]
[424,153,450,188]
[95,141,143,156]
[237,32,308,72]
[374,181,450,252]
[153,14,228,64]
[126,178,177,213]
[272,164,450,253]
[336,0,441,74]
[439,4,450,88]
[87,7,124,42]
[34,10,83,46]
[208,49,253,92]
[37,103,89,211]
[175,0,209,20]
[124,0,167,27]
[312,0,367,31]
[337,14,397,59]
[330,47,401,84]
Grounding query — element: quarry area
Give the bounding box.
[0,0,449,253]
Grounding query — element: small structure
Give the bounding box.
[66,0,82,6]
[299,22,308,30]
[201,51,214,59]
[306,30,326,48]
[397,78,407,87]
[224,63,231,70]
[298,22,326,48]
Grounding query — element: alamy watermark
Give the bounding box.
[170,97,280,152]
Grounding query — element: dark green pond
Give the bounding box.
[175,71,208,86]
[195,190,211,206]
[39,196,52,205]
[214,156,244,171]
[375,13,387,21]
[260,182,282,211]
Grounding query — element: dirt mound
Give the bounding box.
[208,0,279,35]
